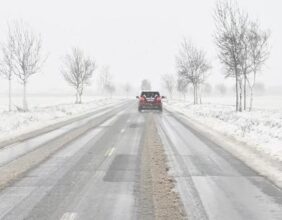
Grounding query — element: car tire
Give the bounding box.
[138,107,142,112]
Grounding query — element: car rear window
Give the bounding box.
[141,92,160,98]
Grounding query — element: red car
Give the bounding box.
[136,91,165,112]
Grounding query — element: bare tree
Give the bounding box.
[105,83,116,98]
[246,22,270,111]
[141,79,151,90]
[99,65,113,95]
[61,48,96,104]
[214,0,249,111]
[216,83,227,95]
[177,76,189,100]
[214,1,270,111]
[98,65,116,98]
[123,83,132,98]
[161,74,175,99]
[7,21,45,111]
[176,39,210,104]
[0,27,14,111]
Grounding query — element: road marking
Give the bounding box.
[108,147,115,156]
[60,212,78,220]
[104,148,111,157]
[120,128,125,133]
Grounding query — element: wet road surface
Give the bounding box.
[0,101,281,220]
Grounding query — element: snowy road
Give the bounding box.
[0,101,281,219]
[157,111,282,220]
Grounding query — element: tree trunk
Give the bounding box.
[199,84,202,104]
[23,81,28,111]
[239,79,242,112]
[193,84,197,104]
[244,73,247,111]
[75,90,79,104]
[8,78,12,112]
[249,70,257,111]
[194,85,196,104]
[196,84,199,104]
[79,87,83,104]
[193,85,196,104]
[249,89,254,111]
[235,74,239,111]
[79,94,82,104]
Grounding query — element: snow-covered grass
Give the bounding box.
[172,95,282,110]
[0,96,125,142]
[0,95,109,109]
[165,97,282,162]
[202,95,282,110]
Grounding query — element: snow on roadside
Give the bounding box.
[0,97,125,142]
[165,100,282,162]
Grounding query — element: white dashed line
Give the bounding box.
[104,148,111,157]
[120,129,125,133]
[108,147,115,156]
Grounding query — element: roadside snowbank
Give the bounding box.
[165,100,282,163]
[0,97,125,142]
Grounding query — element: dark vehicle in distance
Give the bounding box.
[136,91,165,112]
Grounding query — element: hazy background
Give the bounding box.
[0,0,281,96]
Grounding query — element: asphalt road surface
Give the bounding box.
[0,101,281,220]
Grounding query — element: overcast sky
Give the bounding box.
[0,0,281,95]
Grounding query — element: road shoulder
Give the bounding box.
[165,105,282,188]
[0,101,126,149]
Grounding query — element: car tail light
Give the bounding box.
[140,97,145,102]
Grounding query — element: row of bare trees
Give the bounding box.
[0,21,45,111]
[161,1,270,111]
[0,21,116,110]
[214,0,270,111]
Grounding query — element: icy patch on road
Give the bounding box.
[165,100,282,162]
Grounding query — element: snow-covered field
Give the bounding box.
[0,96,124,142]
[172,95,282,110]
[0,95,106,109]
[206,95,282,110]
[165,96,282,162]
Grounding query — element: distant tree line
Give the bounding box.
[1,0,270,112]
[141,79,152,91]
